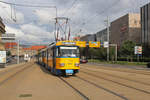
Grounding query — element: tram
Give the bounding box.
[37,41,80,76]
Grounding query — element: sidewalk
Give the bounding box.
[0,63,25,72]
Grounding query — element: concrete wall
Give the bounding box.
[80,34,96,41]
[96,28,107,43]
[128,13,141,44]
[110,13,141,46]
[110,14,129,46]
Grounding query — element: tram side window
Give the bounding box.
[42,52,44,58]
[43,52,45,57]
[50,48,53,57]
[43,51,47,58]
[56,47,59,57]
[48,49,50,57]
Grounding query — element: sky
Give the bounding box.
[0,0,150,45]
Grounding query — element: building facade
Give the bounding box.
[96,28,107,44]
[110,13,141,47]
[80,34,96,41]
[141,3,150,47]
[0,17,6,50]
[23,45,47,57]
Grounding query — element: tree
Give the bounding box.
[6,50,11,56]
[119,40,136,61]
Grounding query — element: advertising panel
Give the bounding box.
[134,46,142,55]
[76,41,86,47]
[89,41,100,48]
[0,51,6,63]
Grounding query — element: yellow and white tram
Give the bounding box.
[37,41,81,75]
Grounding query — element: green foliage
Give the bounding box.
[119,40,136,57]
[88,60,147,66]
[6,50,11,56]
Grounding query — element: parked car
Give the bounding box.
[147,62,150,68]
[6,57,11,63]
[80,58,88,63]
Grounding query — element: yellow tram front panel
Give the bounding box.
[55,58,80,69]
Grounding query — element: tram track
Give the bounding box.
[82,64,150,76]
[58,77,89,100]
[59,76,129,100]
[80,70,150,95]
[0,63,34,86]
[81,68,150,86]
[75,76,128,100]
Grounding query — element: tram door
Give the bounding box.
[46,49,49,68]
[53,47,56,68]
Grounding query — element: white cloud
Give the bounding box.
[5,25,24,38]
[1,0,150,44]
[20,23,53,37]
[0,2,24,24]
[5,24,54,44]
[33,8,56,24]
[15,12,24,23]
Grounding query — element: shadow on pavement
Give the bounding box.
[35,62,74,78]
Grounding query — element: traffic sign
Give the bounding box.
[104,41,109,48]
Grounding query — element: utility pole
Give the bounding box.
[17,40,19,64]
[107,16,110,61]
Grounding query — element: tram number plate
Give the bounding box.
[66,70,73,74]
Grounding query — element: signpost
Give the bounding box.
[134,46,142,61]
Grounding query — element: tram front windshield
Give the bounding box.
[58,46,79,57]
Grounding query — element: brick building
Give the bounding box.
[23,45,47,56]
[5,42,17,49]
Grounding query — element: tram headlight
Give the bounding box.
[60,63,65,67]
[75,63,79,67]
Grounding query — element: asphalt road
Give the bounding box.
[0,62,150,100]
